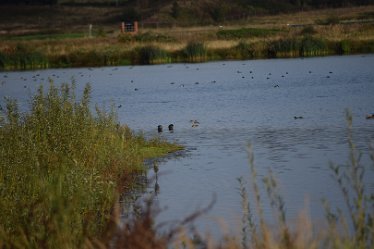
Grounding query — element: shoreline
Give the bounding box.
[1,37,373,71]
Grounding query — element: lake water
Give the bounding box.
[1,55,374,237]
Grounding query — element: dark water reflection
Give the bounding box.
[1,55,374,237]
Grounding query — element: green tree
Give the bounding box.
[171,1,180,19]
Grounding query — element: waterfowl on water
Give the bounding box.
[190,119,200,128]
[190,120,200,128]
[168,124,174,131]
[366,114,374,119]
[158,125,163,133]
[294,116,304,120]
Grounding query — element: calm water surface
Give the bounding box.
[1,55,374,236]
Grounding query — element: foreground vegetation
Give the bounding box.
[0,5,374,70]
[0,81,181,247]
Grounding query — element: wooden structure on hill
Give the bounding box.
[120,21,138,34]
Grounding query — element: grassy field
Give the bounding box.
[0,5,374,70]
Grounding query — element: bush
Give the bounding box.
[134,45,169,64]
[183,41,206,62]
[335,40,352,54]
[267,38,301,57]
[300,36,328,56]
[1,44,49,70]
[234,41,255,59]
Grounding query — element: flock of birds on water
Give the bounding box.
[1,62,374,132]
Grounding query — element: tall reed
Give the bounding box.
[182,42,207,62]
[0,80,181,247]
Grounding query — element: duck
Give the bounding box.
[366,114,374,119]
[157,125,163,133]
[168,124,174,131]
[190,120,200,128]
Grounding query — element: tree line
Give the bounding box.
[0,0,372,6]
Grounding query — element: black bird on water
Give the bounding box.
[158,125,163,133]
[168,124,174,132]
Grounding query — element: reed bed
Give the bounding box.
[0,81,181,248]
[1,35,373,70]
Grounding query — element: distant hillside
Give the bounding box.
[124,0,374,26]
[0,0,373,31]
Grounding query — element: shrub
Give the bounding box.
[267,38,301,57]
[134,45,169,64]
[183,41,206,62]
[234,41,255,59]
[335,40,352,54]
[300,36,328,56]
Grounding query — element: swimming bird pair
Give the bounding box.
[158,124,174,133]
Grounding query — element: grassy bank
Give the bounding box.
[1,36,373,70]
[1,5,374,70]
[0,81,181,247]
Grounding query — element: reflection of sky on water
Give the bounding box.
[1,54,374,237]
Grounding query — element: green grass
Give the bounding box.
[132,45,170,65]
[0,33,85,41]
[216,28,280,39]
[118,32,176,43]
[182,41,207,62]
[1,37,374,70]
[0,80,181,248]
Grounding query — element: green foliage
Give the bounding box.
[0,33,84,41]
[300,26,317,35]
[267,38,301,57]
[118,32,175,43]
[133,45,170,64]
[0,81,181,247]
[217,28,279,39]
[335,40,352,54]
[268,36,329,57]
[0,44,48,70]
[171,1,180,19]
[210,6,225,23]
[134,32,176,43]
[220,41,256,60]
[300,36,328,56]
[183,41,207,62]
[122,7,141,22]
[61,48,125,67]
